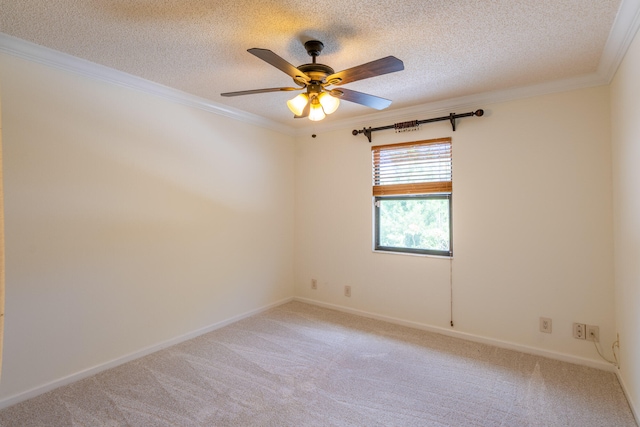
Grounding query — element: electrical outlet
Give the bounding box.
[311,279,317,290]
[539,317,552,333]
[573,323,586,340]
[586,325,599,342]
[344,285,351,297]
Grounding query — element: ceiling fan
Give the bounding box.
[221,40,404,121]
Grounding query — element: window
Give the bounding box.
[372,138,452,256]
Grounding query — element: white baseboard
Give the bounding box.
[294,297,616,372]
[0,297,294,410]
[616,370,640,426]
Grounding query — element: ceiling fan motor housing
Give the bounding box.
[297,40,335,86]
[297,63,335,84]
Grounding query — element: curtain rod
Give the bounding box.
[352,109,484,142]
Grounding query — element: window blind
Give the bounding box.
[372,137,452,196]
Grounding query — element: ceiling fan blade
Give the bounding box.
[248,48,311,84]
[221,87,302,97]
[333,88,392,110]
[326,56,404,86]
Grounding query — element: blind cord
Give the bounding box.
[450,255,454,327]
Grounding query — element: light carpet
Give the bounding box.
[0,301,635,426]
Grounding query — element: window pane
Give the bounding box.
[377,197,450,252]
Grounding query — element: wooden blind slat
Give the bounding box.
[374,172,451,179]
[371,137,452,151]
[375,164,451,174]
[376,157,451,167]
[372,182,452,196]
[374,150,451,162]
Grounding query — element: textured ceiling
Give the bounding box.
[0,0,631,130]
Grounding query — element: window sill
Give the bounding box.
[372,249,453,260]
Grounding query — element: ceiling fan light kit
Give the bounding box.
[286,93,309,116]
[317,92,340,114]
[221,40,404,121]
[308,98,326,122]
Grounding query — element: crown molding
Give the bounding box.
[597,0,640,82]
[0,33,297,136]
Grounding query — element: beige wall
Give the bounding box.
[295,86,615,366]
[0,52,295,401]
[611,25,640,419]
[0,76,4,381]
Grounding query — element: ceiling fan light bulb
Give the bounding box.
[287,93,309,116]
[309,102,326,121]
[318,92,340,115]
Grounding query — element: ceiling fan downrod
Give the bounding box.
[304,40,324,64]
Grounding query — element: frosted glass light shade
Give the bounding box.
[318,92,340,114]
[287,93,309,116]
[309,101,326,121]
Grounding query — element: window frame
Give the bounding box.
[374,194,452,257]
[372,137,453,257]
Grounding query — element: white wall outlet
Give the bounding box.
[311,279,317,290]
[344,285,351,297]
[586,325,599,342]
[573,323,586,340]
[539,317,552,333]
